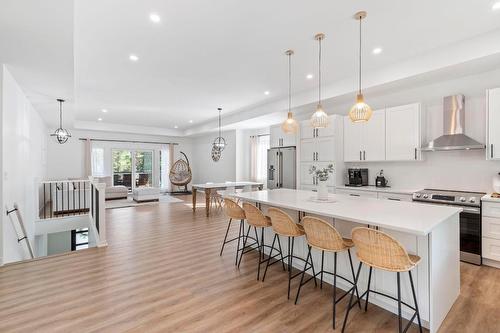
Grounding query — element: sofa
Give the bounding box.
[94,176,129,200]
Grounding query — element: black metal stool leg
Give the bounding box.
[333,252,337,329]
[409,270,423,333]
[294,245,312,305]
[257,227,264,281]
[341,262,363,333]
[276,235,286,271]
[287,237,294,299]
[347,249,362,309]
[238,224,252,267]
[320,250,325,289]
[220,218,232,256]
[397,272,402,333]
[235,219,243,265]
[262,233,277,282]
[365,266,373,312]
[253,226,260,248]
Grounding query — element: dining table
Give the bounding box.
[191,181,264,216]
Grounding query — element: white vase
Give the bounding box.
[494,173,500,194]
[317,180,328,200]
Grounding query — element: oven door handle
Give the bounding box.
[461,207,480,214]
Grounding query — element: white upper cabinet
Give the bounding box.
[343,109,385,162]
[270,124,297,148]
[363,110,386,161]
[487,88,500,160]
[385,103,421,161]
[300,121,315,139]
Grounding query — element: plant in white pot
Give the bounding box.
[309,164,334,200]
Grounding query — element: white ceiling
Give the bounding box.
[2,0,500,135]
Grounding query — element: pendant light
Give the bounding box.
[50,99,71,144]
[310,33,329,129]
[349,11,373,123]
[211,107,226,162]
[281,50,299,134]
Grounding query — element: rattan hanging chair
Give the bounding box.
[169,152,192,194]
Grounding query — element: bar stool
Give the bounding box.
[220,198,252,265]
[263,207,317,299]
[342,227,423,333]
[239,203,285,280]
[294,216,361,329]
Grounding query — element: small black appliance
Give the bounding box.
[347,168,368,187]
[375,169,388,187]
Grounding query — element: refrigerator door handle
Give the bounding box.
[279,151,283,187]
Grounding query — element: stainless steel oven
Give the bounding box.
[413,189,485,265]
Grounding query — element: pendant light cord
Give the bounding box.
[318,37,322,104]
[59,100,63,128]
[358,16,362,95]
[288,52,292,113]
[218,108,222,144]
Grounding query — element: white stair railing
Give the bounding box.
[88,179,107,247]
[39,180,91,219]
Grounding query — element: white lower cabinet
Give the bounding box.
[481,199,500,264]
[483,238,500,262]
[378,192,413,202]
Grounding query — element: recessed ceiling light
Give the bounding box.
[493,2,500,10]
[306,74,314,80]
[189,120,193,123]
[174,125,178,129]
[97,118,103,121]
[372,47,383,55]
[264,91,270,95]
[129,54,139,62]
[101,109,108,113]
[149,13,161,23]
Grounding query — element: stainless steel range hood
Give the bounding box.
[421,95,485,151]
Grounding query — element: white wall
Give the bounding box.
[1,65,48,264]
[191,130,237,184]
[47,129,193,186]
[334,68,500,193]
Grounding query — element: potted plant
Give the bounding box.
[309,164,334,200]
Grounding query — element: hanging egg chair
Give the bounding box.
[169,152,192,194]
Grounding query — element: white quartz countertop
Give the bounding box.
[481,194,500,203]
[335,185,419,195]
[234,189,462,236]
[192,181,263,189]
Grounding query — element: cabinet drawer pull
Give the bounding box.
[387,198,401,201]
[349,194,360,197]
[492,144,494,159]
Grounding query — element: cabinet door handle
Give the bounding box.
[414,148,417,160]
[491,144,494,159]
[363,151,366,160]
[312,129,315,138]
[316,152,319,161]
[359,151,362,160]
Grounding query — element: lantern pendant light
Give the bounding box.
[310,33,329,129]
[50,99,71,144]
[281,49,298,134]
[211,107,226,162]
[349,11,373,123]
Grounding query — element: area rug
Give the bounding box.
[106,194,183,209]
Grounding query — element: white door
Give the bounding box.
[300,139,316,162]
[488,88,500,160]
[316,137,335,162]
[343,117,363,162]
[362,110,386,161]
[386,103,421,161]
[300,121,315,139]
[270,125,282,148]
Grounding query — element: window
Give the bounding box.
[112,149,154,190]
[112,150,133,190]
[91,148,105,176]
[134,150,153,188]
[250,134,270,184]
[71,228,88,251]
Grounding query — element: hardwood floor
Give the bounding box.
[1,196,499,333]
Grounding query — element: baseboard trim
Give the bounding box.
[483,258,500,269]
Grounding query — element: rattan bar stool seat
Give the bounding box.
[342,227,423,333]
[294,216,361,329]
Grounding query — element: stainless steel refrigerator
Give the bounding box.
[267,147,296,189]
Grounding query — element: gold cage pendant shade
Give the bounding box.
[282,111,299,133]
[311,104,329,128]
[349,93,373,123]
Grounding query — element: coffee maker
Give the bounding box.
[347,168,368,187]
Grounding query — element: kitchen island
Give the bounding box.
[233,189,462,333]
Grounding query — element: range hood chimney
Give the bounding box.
[421,95,485,151]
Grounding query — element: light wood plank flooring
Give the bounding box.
[1,196,499,332]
